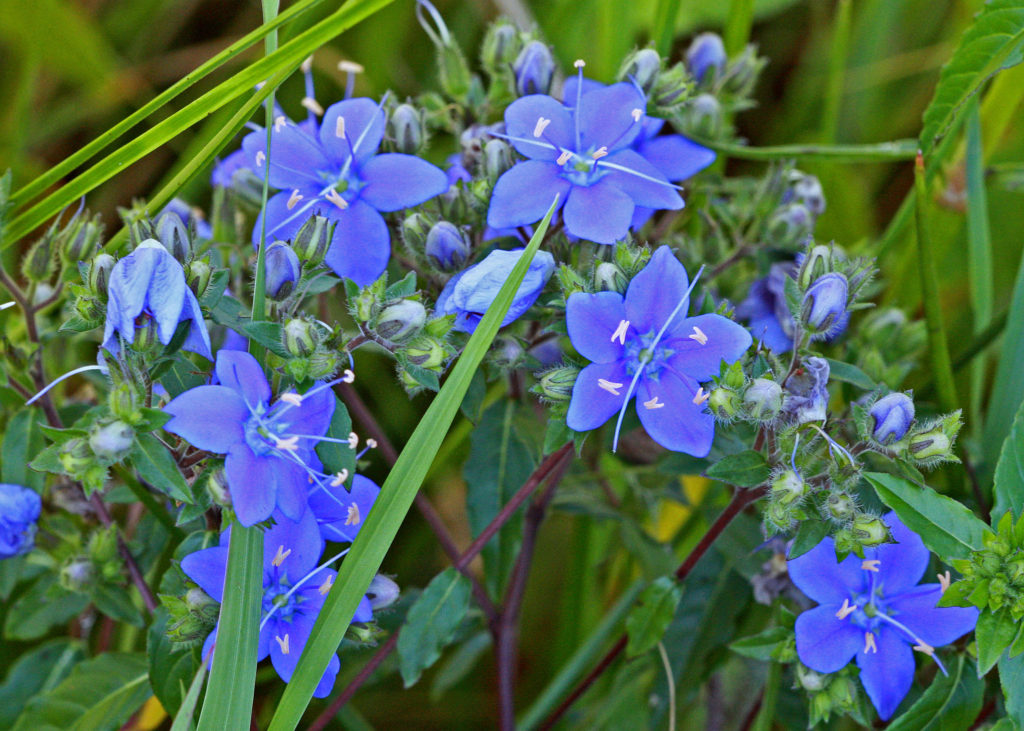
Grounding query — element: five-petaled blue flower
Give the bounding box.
[244,98,449,286]
[181,509,373,697]
[436,247,556,333]
[103,240,212,360]
[565,246,751,455]
[487,69,684,244]
[163,350,334,526]
[308,473,381,545]
[788,512,978,720]
[0,483,42,559]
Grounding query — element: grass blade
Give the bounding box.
[266,197,561,731]
[695,138,918,162]
[965,99,993,432]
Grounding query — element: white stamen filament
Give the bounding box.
[301,96,324,116]
[345,503,361,526]
[0,301,15,310]
[598,379,623,396]
[861,559,881,572]
[533,117,551,137]
[325,189,348,210]
[643,397,664,410]
[275,634,290,655]
[692,387,710,405]
[835,598,857,620]
[335,116,346,138]
[26,364,105,405]
[864,632,877,653]
[610,319,630,345]
[689,326,708,345]
[556,150,573,166]
[330,470,349,487]
[280,392,303,406]
[271,545,291,567]
[591,146,608,160]
[286,189,304,210]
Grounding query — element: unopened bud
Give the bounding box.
[483,139,514,184]
[89,420,134,461]
[852,514,889,546]
[156,211,192,263]
[594,262,628,293]
[405,335,446,369]
[265,242,300,301]
[186,259,212,297]
[439,42,473,99]
[686,32,726,83]
[402,212,434,251]
[21,235,55,283]
[481,21,522,72]
[768,203,812,246]
[908,429,952,461]
[377,300,427,342]
[722,45,764,97]
[89,254,116,297]
[618,47,661,94]
[367,574,400,610]
[682,93,722,138]
[534,365,579,403]
[708,387,740,420]
[771,470,806,505]
[797,245,833,290]
[869,393,915,445]
[284,318,317,358]
[796,665,826,692]
[60,557,95,592]
[801,273,848,336]
[827,492,856,522]
[425,222,470,270]
[206,470,231,508]
[513,41,555,96]
[131,317,161,353]
[292,215,332,267]
[60,213,103,264]
[792,174,826,216]
[389,104,424,154]
[651,62,691,109]
[743,378,783,421]
[59,438,93,476]
[557,264,586,298]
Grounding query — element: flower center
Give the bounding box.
[559,148,610,187]
[624,331,673,378]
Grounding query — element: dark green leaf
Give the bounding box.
[90,582,143,627]
[4,575,88,641]
[300,272,341,296]
[625,576,683,657]
[131,433,192,503]
[993,396,1024,520]
[148,608,201,717]
[729,626,792,661]
[976,609,1018,676]
[158,355,207,399]
[999,651,1024,726]
[242,321,287,357]
[459,369,486,424]
[705,450,770,487]
[384,270,417,299]
[2,409,45,491]
[886,654,984,731]
[58,316,100,333]
[397,568,471,687]
[11,653,150,731]
[864,472,988,559]
[790,519,830,559]
[315,397,354,482]
[824,358,878,390]
[0,640,84,728]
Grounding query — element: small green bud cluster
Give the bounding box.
[162,586,219,648]
[764,469,809,532]
[707,361,746,421]
[944,511,1024,620]
[397,318,455,395]
[799,663,864,727]
[530,364,580,414]
[281,317,342,382]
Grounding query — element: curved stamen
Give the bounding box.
[487,130,559,154]
[1,301,16,310]
[27,364,105,405]
[573,60,585,151]
[415,0,451,46]
[873,612,948,675]
[594,159,684,191]
[258,548,350,631]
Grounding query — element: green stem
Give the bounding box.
[653,0,682,57]
[913,152,958,413]
[820,0,852,145]
[751,654,781,731]
[724,0,756,56]
[696,137,918,162]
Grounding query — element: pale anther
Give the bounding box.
[610,319,630,345]
[273,115,287,132]
[275,634,290,655]
[692,387,710,405]
[861,559,881,572]
[271,545,292,567]
[598,379,623,396]
[864,632,878,654]
[255,151,266,167]
[913,642,935,657]
[345,502,361,526]
[342,369,356,383]
[835,598,857,620]
[338,60,364,74]
[643,397,664,410]
[533,117,551,137]
[366,438,378,449]
[556,150,573,166]
[280,392,303,406]
[335,116,346,138]
[318,576,333,595]
[348,432,359,449]
[591,146,608,160]
[275,436,300,451]
[631,108,643,122]
[937,571,952,593]
[301,55,314,73]
[286,189,304,210]
[689,326,708,345]
[301,96,324,116]
[574,59,586,68]
[330,469,349,487]
[325,189,348,210]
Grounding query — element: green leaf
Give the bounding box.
[994,396,1024,520]
[4,575,88,641]
[11,653,150,731]
[977,609,1018,676]
[824,358,878,390]
[864,472,988,559]
[2,409,45,491]
[268,198,560,731]
[169,657,208,731]
[0,640,84,728]
[919,0,1024,157]
[999,651,1024,726]
[465,400,535,594]
[789,519,830,559]
[705,450,770,487]
[729,626,792,661]
[148,609,201,717]
[459,369,487,424]
[57,316,99,333]
[90,582,143,626]
[131,433,191,503]
[885,654,984,731]
[397,568,472,687]
[314,397,354,482]
[625,576,684,657]
[983,247,1024,473]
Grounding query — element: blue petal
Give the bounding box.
[872,511,930,595]
[215,350,270,408]
[264,508,323,578]
[561,76,606,107]
[487,161,571,230]
[268,610,316,684]
[275,471,309,524]
[664,314,752,382]
[566,360,631,432]
[748,313,793,353]
[359,154,449,212]
[787,536,866,604]
[562,180,634,244]
[887,584,979,647]
[857,626,916,721]
[279,386,335,442]
[322,200,390,286]
[577,83,646,151]
[145,246,188,345]
[636,134,716,181]
[251,186,325,247]
[353,594,374,624]
[566,291,628,363]
[242,123,325,190]
[794,604,862,673]
[311,474,381,544]
[635,371,715,456]
[225,446,278,526]
[504,94,574,161]
[599,149,683,210]
[624,246,690,334]
[630,206,654,230]
[178,288,213,360]
[106,245,161,344]
[320,98,385,167]
[164,385,248,453]
[180,546,229,602]
[201,625,218,666]
[313,653,341,698]
[453,249,555,328]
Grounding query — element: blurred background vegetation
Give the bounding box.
[1,0,1021,727]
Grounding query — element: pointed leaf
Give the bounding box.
[397,568,471,687]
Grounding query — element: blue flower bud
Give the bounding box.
[768,202,812,246]
[743,378,783,421]
[594,262,628,293]
[156,210,192,263]
[483,139,514,184]
[801,273,848,336]
[686,32,726,83]
[292,215,332,267]
[792,174,826,216]
[0,483,42,558]
[618,47,661,94]
[89,420,134,461]
[389,104,424,154]
[264,242,300,301]
[425,222,470,271]
[513,41,555,96]
[60,557,95,591]
[869,392,915,445]
[367,574,400,610]
[682,93,723,138]
[89,254,116,297]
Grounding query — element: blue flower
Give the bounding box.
[435,247,555,333]
[103,240,213,360]
[565,246,751,455]
[486,72,684,244]
[782,355,830,424]
[788,512,978,720]
[244,98,449,285]
[181,509,373,697]
[870,393,915,445]
[163,350,334,526]
[736,261,797,353]
[308,473,381,544]
[802,272,848,338]
[211,148,251,188]
[0,484,42,559]
[162,198,212,241]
